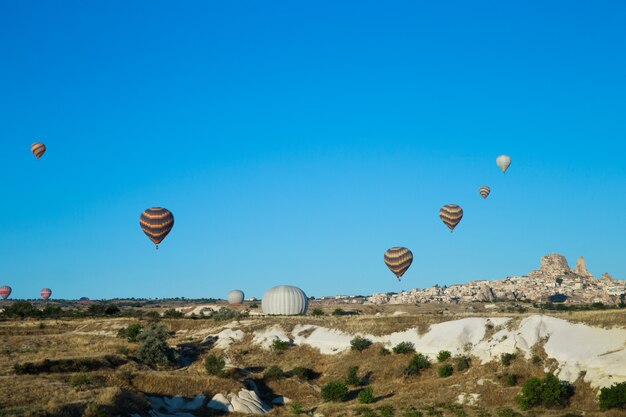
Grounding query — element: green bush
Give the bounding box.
[351,336,373,352]
[69,373,93,390]
[290,402,304,415]
[209,307,244,321]
[163,309,184,318]
[310,308,325,316]
[271,339,291,352]
[117,323,142,342]
[378,405,394,417]
[332,308,346,316]
[393,341,415,354]
[346,366,360,385]
[264,365,285,380]
[599,381,626,410]
[379,346,391,356]
[506,374,518,386]
[1,301,41,318]
[204,354,225,376]
[402,406,424,417]
[134,323,177,368]
[321,381,348,402]
[437,350,451,362]
[501,352,517,366]
[358,387,375,404]
[291,366,315,380]
[404,353,430,377]
[438,364,453,377]
[516,373,572,410]
[455,356,471,371]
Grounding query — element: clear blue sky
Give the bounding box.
[1,1,625,300]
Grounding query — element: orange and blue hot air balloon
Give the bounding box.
[140,207,174,249]
[31,142,46,159]
[384,247,413,282]
[439,204,464,232]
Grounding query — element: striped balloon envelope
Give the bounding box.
[140,207,174,249]
[31,142,46,159]
[439,204,464,232]
[40,288,52,300]
[479,186,491,199]
[0,286,12,300]
[384,247,413,281]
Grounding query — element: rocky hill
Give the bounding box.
[369,254,625,305]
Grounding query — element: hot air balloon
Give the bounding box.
[79,297,90,302]
[384,247,413,282]
[227,290,245,305]
[31,142,46,159]
[139,207,174,249]
[262,285,308,315]
[479,186,491,199]
[496,155,511,173]
[439,204,463,232]
[40,288,52,300]
[0,286,12,300]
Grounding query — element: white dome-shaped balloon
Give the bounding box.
[227,290,245,304]
[262,285,308,315]
[496,155,511,173]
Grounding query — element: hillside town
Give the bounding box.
[367,254,626,305]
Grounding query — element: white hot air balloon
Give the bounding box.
[227,290,245,305]
[262,285,308,315]
[496,155,511,173]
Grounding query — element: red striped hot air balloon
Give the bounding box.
[40,288,52,300]
[140,207,174,249]
[384,247,413,282]
[479,186,491,199]
[0,286,12,300]
[439,204,464,232]
[31,142,46,159]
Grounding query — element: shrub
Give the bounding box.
[599,381,626,410]
[332,308,346,316]
[69,373,92,390]
[134,323,177,368]
[310,308,325,316]
[455,356,471,371]
[271,339,291,352]
[351,336,373,352]
[516,373,572,410]
[117,323,142,342]
[531,355,542,364]
[291,366,314,380]
[437,350,451,362]
[264,365,285,381]
[1,301,41,318]
[378,405,395,417]
[250,302,259,309]
[358,387,375,404]
[506,374,518,386]
[321,381,348,402]
[163,309,184,318]
[402,406,424,417]
[290,402,304,415]
[501,352,516,366]
[393,341,415,354]
[404,353,430,376]
[379,346,391,356]
[208,307,244,321]
[346,366,360,386]
[438,364,453,377]
[204,354,225,376]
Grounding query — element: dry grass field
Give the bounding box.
[1,302,625,417]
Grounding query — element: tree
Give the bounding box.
[134,323,177,368]
[599,382,626,411]
[351,336,373,352]
[204,354,225,376]
[358,387,374,404]
[321,381,348,402]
